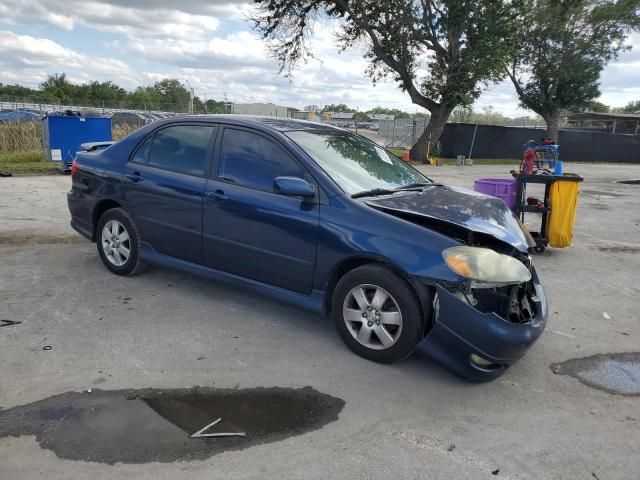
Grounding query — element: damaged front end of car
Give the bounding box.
[419,250,547,381]
[364,188,548,380]
[417,232,548,381]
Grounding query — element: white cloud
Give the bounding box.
[0,0,248,39]
[128,32,270,69]
[0,2,638,114]
[0,30,136,87]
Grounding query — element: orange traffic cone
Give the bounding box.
[402,146,411,162]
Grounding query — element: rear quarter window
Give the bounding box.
[130,125,215,176]
[130,136,152,164]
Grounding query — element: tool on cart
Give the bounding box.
[512,141,582,253]
[522,140,564,176]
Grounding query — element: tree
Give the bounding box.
[128,86,158,110]
[152,79,190,112]
[614,99,640,113]
[40,73,77,104]
[205,99,230,114]
[585,100,611,113]
[507,0,640,141]
[303,104,321,113]
[252,0,517,161]
[450,106,474,123]
[353,111,369,122]
[85,81,127,107]
[321,103,353,113]
[0,83,39,100]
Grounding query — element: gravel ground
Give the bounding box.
[1,163,639,479]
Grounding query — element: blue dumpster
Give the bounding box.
[42,115,112,170]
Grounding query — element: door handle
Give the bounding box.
[206,189,228,201]
[125,172,143,183]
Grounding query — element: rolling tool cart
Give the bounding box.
[511,172,583,254]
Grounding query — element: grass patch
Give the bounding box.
[0,149,60,175]
[0,150,46,164]
[0,162,60,175]
[388,147,405,158]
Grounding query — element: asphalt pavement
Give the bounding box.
[1,163,639,479]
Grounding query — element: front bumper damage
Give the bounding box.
[416,269,548,381]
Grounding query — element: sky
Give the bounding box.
[0,0,638,116]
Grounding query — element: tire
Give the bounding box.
[96,207,145,276]
[533,244,546,254]
[332,264,424,364]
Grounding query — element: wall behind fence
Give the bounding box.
[439,123,640,163]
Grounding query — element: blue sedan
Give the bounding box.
[67,116,547,381]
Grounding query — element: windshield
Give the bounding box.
[285,131,430,195]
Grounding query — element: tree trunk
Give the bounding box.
[544,111,561,143]
[410,104,454,162]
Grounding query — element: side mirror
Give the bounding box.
[273,176,316,198]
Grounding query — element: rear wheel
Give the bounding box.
[96,208,145,276]
[332,264,423,363]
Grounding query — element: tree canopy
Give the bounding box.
[252,0,518,160]
[508,0,640,140]
[0,74,195,112]
[614,99,640,113]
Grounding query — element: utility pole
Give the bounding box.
[224,92,229,114]
[185,79,195,115]
[355,106,359,134]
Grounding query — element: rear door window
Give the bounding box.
[218,128,304,192]
[146,125,215,176]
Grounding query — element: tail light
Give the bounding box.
[70,160,79,177]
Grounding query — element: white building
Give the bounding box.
[370,113,395,121]
[231,103,298,118]
[323,111,354,126]
[293,111,323,122]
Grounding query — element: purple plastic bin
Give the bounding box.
[474,178,517,208]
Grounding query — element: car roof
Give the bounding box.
[160,115,345,133]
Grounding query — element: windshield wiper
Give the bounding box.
[351,188,396,199]
[352,182,444,198]
[394,182,442,191]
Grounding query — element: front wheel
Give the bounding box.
[332,264,424,364]
[96,208,145,276]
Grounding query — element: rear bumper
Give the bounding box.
[67,189,96,241]
[416,270,548,381]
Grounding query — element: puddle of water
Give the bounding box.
[617,179,640,185]
[551,353,640,396]
[0,386,344,464]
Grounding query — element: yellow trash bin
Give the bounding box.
[547,177,581,248]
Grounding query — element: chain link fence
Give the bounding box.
[0,95,192,115]
[377,118,429,147]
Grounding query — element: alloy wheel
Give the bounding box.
[101,219,131,267]
[342,284,403,350]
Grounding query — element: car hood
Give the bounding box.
[363,184,534,253]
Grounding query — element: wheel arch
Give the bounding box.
[92,199,122,240]
[323,255,435,333]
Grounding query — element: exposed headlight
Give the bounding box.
[442,246,531,287]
